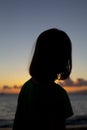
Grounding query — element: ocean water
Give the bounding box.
[69,93,87,116]
[0,93,87,127]
[0,94,18,120]
[0,93,87,120]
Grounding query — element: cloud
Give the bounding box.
[2,85,21,90]
[75,78,87,86]
[60,77,87,86]
[13,85,21,89]
[3,85,11,89]
[62,77,74,86]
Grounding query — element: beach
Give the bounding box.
[66,125,87,130]
[0,128,12,130]
[0,125,87,130]
[1,118,87,130]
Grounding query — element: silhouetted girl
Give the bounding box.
[13,28,73,130]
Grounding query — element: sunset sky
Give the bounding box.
[0,0,87,93]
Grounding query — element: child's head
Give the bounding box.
[29,28,72,83]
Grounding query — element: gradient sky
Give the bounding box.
[0,0,87,89]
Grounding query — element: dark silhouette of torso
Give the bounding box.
[13,78,73,130]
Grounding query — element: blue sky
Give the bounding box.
[0,0,87,87]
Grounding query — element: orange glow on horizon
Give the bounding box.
[0,74,31,88]
[64,86,87,93]
[0,85,87,94]
[0,86,21,94]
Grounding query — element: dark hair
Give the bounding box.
[29,28,72,83]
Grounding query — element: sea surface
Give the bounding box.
[0,93,87,127]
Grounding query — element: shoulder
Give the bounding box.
[19,78,33,97]
[22,78,33,89]
[53,83,71,105]
[53,83,67,95]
